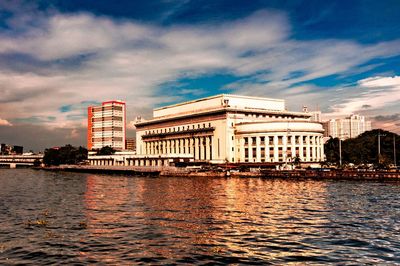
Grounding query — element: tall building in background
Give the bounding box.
[323,114,372,139]
[87,101,126,150]
[125,138,136,151]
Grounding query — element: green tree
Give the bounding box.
[324,130,399,168]
[43,145,88,166]
[97,146,115,155]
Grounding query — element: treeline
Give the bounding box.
[324,129,399,167]
[43,145,87,166]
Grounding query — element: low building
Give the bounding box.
[134,94,325,165]
[87,150,192,167]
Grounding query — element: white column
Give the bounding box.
[185,138,189,155]
[210,136,214,160]
[200,137,205,160]
[283,135,288,163]
[256,136,261,162]
[320,137,325,161]
[306,136,311,161]
[194,137,199,160]
[265,136,270,162]
[205,136,210,161]
[273,135,279,162]
[299,135,304,161]
[248,137,253,162]
[312,136,317,161]
[291,135,296,160]
[240,138,245,162]
[190,138,194,156]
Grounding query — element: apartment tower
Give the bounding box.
[87,101,126,150]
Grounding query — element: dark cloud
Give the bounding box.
[373,113,400,121]
[362,104,372,109]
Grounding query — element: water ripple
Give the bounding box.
[1,169,400,264]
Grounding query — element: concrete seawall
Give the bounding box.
[34,165,400,181]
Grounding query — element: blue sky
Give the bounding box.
[0,0,399,150]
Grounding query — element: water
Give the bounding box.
[1,169,400,265]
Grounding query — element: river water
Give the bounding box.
[1,169,400,265]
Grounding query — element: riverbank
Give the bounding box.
[34,165,400,181]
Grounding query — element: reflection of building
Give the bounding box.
[87,101,126,150]
[323,114,372,139]
[125,138,136,151]
[135,94,324,164]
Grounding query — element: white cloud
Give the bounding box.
[325,76,400,116]
[0,10,399,132]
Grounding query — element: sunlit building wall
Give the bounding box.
[324,114,372,139]
[135,94,324,164]
[87,100,126,150]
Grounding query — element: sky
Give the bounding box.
[0,0,400,151]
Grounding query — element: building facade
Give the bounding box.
[323,114,372,139]
[135,94,324,164]
[125,138,136,151]
[87,100,126,150]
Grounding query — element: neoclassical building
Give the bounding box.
[135,94,324,165]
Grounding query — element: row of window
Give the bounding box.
[242,136,321,145]
[243,146,321,162]
[243,113,296,119]
[145,123,212,135]
[145,138,213,159]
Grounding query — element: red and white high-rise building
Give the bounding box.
[87,101,126,150]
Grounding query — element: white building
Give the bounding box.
[87,100,126,150]
[323,114,372,139]
[134,94,325,165]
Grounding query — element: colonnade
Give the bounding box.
[143,135,213,161]
[238,134,324,163]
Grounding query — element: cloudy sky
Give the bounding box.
[0,0,400,151]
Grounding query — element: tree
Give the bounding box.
[43,145,88,166]
[97,146,115,155]
[324,130,399,168]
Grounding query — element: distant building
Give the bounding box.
[135,94,325,165]
[87,100,126,150]
[125,138,136,151]
[0,144,23,155]
[309,111,322,122]
[323,114,372,139]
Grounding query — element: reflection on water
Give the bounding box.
[1,169,400,264]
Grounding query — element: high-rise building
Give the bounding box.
[87,100,126,150]
[323,114,372,139]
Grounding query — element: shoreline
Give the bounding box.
[33,165,400,181]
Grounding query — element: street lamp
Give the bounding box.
[338,133,348,167]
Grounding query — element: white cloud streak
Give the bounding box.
[0,10,399,132]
